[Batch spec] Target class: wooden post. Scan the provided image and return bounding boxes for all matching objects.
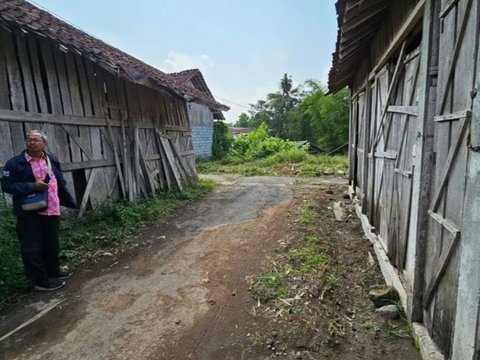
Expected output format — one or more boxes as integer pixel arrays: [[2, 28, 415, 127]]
[[405, 0, 439, 322], [361, 84, 372, 212], [452, 1, 480, 356]]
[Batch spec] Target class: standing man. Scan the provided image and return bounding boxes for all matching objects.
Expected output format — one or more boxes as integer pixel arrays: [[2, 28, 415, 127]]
[[1, 130, 77, 291]]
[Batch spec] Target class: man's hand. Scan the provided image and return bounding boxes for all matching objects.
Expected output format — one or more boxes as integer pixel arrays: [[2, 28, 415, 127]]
[[35, 181, 49, 191]]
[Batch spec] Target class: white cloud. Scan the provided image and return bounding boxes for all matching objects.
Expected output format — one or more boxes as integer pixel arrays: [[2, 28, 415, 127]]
[[319, 61, 332, 86], [162, 51, 214, 72]]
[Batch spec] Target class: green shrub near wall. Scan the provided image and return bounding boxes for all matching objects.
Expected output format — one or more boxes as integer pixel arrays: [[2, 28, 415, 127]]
[[212, 122, 232, 159]]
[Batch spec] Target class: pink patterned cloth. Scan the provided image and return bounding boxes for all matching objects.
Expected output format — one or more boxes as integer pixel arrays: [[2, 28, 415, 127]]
[[25, 152, 60, 216]]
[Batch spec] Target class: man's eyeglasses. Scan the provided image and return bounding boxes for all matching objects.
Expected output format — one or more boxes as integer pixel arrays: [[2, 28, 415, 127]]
[[26, 139, 44, 144]]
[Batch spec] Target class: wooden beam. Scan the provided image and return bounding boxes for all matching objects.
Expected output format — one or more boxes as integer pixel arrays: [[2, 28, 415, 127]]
[[61, 158, 116, 171], [430, 114, 471, 212], [374, 151, 398, 160], [370, 42, 407, 152], [438, 0, 474, 115], [78, 168, 98, 218], [428, 210, 461, 235], [387, 105, 418, 116], [60, 125, 94, 160], [424, 229, 461, 307], [439, 0, 459, 19], [370, 0, 425, 78], [159, 135, 183, 190], [434, 110, 470, 122], [0, 109, 174, 130], [394, 168, 413, 178]]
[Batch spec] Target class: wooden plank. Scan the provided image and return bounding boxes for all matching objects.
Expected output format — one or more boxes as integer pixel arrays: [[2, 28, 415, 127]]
[[2, 31, 25, 111], [26, 37, 48, 113], [0, 32, 14, 162], [437, 0, 474, 115], [440, 0, 459, 19], [369, 0, 425, 79], [103, 101, 126, 111], [406, 0, 440, 322], [2, 30, 26, 155], [65, 52, 84, 116], [428, 210, 461, 235], [424, 229, 461, 307], [53, 49, 73, 115], [138, 149, 154, 195], [63, 52, 83, 164], [78, 168, 98, 218], [386, 105, 418, 116], [60, 125, 93, 160], [74, 54, 93, 118], [159, 135, 182, 190], [96, 70, 126, 199], [15, 31, 38, 113], [451, 32, 480, 354], [38, 38, 63, 115], [394, 168, 412, 178], [430, 114, 471, 212], [168, 137, 189, 182], [434, 109, 470, 122], [370, 42, 407, 151], [374, 150, 397, 160], [84, 61, 103, 118], [0, 109, 120, 127], [62, 158, 116, 171], [0, 33, 10, 109]]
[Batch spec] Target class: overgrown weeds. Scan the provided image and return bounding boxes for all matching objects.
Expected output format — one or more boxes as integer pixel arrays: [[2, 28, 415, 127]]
[[197, 123, 348, 177], [197, 154, 347, 178], [249, 199, 336, 314], [0, 179, 215, 310]]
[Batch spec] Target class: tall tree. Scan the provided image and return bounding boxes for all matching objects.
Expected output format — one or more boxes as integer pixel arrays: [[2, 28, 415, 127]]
[[235, 112, 250, 127]]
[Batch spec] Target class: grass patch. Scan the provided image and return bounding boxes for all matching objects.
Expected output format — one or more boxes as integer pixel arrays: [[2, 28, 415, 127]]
[[0, 179, 215, 309], [251, 270, 290, 303], [298, 202, 318, 226], [250, 200, 335, 313]]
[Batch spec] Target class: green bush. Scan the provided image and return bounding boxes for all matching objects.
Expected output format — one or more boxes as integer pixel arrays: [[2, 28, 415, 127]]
[[212, 122, 232, 159], [229, 123, 298, 162]]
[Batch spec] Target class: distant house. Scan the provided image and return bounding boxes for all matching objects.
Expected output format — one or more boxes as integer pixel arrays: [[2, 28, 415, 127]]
[[169, 69, 229, 159], [229, 127, 252, 138], [293, 141, 322, 155]]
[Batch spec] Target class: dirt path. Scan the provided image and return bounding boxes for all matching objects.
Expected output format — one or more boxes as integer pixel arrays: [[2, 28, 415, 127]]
[[0, 176, 420, 360]]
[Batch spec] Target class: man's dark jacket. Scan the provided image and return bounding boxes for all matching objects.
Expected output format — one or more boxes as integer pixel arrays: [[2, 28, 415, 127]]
[[1, 151, 77, 216]]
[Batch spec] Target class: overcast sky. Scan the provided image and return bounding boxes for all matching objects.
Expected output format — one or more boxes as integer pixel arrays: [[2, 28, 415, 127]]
[[28, 0, 338, 123]]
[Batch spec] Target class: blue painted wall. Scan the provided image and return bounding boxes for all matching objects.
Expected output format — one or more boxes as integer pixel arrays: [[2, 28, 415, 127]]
[[188, 103, 214, 159], [191, 124, 213, 158]]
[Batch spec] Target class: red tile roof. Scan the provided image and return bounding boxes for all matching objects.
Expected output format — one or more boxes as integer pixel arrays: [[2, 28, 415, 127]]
[[0, 0, 228, 111], [168, 69, 229, 111]]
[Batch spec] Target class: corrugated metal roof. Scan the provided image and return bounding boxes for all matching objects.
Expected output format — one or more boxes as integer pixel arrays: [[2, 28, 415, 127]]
[[328, 0, 393, 92]]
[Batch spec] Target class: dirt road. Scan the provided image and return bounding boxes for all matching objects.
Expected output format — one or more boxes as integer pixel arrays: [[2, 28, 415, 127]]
[[0, 176, 420, 360]]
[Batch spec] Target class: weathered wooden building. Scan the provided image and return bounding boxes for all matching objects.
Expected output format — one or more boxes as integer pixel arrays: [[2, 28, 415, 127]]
[[169, 69, 229, 159], [329, 0, 480, 358], [0, 0, 225, 213]]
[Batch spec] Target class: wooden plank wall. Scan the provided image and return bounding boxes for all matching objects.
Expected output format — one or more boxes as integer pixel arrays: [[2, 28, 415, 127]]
[[422, 0, 478, 356], [347, 0, 479, 357], [0, 29, 196, 212]]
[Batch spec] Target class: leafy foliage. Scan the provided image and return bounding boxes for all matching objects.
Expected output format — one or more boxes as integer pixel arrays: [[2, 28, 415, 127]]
[[211, 121, 233, 159], [233, 75, 350, 153], [228, 123, 297, 162]]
